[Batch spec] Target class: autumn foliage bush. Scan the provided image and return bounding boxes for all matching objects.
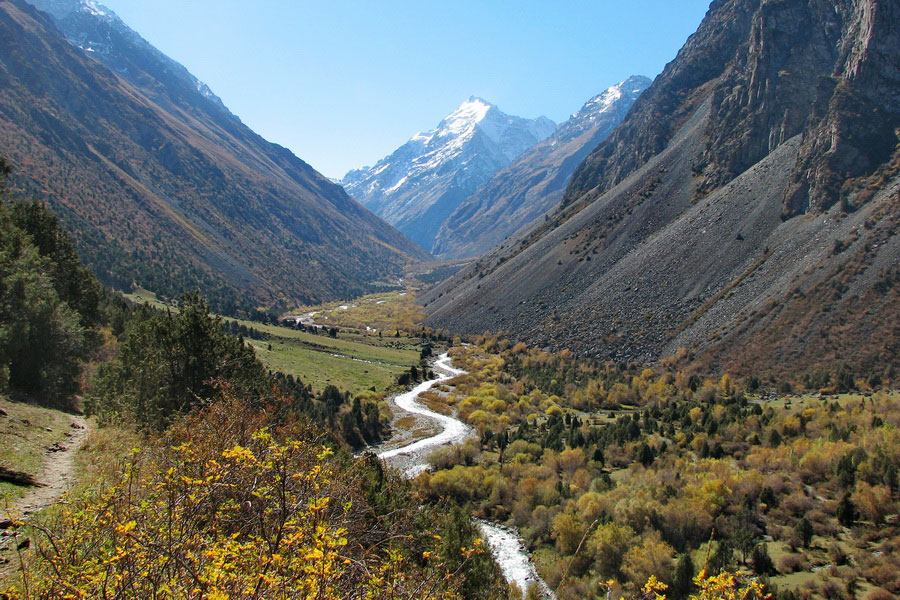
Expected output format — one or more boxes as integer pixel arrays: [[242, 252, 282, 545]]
[[422, 341, 900, 599], [3, 396, 502, 599]]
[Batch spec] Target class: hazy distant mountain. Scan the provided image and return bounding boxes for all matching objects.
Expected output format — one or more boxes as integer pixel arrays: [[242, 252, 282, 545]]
[[433, 76, 650, 259], [342, 98, 555, 251], [423, 0, 899, 378], [1, 0, 427, 311]]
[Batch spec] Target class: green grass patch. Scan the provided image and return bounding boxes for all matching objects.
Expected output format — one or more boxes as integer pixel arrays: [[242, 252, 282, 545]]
[[123, 290, 430, 396], [123, 288, 173, 312], [248, 337, 415, 395], [231, 318, 423, 364], [234, 318, 426, 395]]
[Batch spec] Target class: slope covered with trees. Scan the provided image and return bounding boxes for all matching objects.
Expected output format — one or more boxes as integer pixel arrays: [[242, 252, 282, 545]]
[[0, 158, 101, 401], [0, 0, 427, 315], [0, 162, 506, 599], [416, 339, 900, 600]]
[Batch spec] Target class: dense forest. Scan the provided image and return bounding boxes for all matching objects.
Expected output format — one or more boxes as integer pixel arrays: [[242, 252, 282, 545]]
[[417, 340, 899, 600]]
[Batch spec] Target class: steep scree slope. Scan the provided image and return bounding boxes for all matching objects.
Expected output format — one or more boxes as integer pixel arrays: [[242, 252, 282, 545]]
[[423, 0, 899, 377]]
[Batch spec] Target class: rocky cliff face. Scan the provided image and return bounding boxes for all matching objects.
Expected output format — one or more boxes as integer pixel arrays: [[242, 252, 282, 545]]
[[566, 0, 899, 216], [432, 76, 650, 259], [342, 98, 555, 252], [424, 0, 899, 378], [0, 0, 427, 310], [784, 0, 900, 214]]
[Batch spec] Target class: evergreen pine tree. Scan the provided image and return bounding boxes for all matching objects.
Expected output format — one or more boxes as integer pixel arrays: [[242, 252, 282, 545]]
[[671, 553, 695, 599]]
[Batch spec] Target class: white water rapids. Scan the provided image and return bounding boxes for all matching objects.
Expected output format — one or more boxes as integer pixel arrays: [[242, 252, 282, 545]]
[[375, 352, 555, 599], [376, 353, 472, 477]]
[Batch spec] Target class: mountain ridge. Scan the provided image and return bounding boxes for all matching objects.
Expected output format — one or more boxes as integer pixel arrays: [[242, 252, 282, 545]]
[[0, 0, 427, 312], [342, 98, 555, 252], [432, 76, 650, 259], [422, 0, 899, 378]]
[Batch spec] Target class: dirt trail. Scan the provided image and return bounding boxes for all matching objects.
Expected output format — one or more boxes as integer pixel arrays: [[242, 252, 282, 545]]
[[7, 415, 89, 516], [1, 415, 90, 577]]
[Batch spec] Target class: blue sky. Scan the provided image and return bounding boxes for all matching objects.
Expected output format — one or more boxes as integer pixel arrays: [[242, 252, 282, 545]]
[[100, 1, 712, 179]]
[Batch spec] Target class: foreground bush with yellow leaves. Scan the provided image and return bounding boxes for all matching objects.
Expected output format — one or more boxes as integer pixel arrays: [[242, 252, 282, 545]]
[[601, 571, 770, 600], [3, 395, 505, 599]]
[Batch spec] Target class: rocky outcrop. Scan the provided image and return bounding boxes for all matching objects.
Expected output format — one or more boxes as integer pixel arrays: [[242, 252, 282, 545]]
[[566, 0, 900, 216], [784, 0, 900, 214]]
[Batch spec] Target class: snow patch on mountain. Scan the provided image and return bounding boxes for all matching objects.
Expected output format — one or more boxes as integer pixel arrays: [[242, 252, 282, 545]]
[[25, 0, 228, 112], [342, 98, 555, 251]]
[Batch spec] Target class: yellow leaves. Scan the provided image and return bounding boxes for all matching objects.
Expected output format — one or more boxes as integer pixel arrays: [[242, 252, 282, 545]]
[[303, 548, 324, 561], [642, 575, 668, 600], [689, 569, 771, 600], [115, 520, 137, 534], [618, 570, 769, 600], [221, 444, 256, 462], [14, 425, 381, 599], [308, 496, 331, 512]]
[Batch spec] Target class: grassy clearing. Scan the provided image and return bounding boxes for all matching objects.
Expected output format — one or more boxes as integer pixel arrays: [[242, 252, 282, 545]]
[[124, 289, 431, 396], [233, 317, 426, 395], [0, 396, 80, 502], [289, 290, 426, 335], [233, 319, 422, 365], [123, 288, 173, 312], [249, 337, 413, 395]]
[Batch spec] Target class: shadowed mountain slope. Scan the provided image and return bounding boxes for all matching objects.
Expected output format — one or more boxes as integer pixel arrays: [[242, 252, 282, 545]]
[[0, 0, 427, 311]]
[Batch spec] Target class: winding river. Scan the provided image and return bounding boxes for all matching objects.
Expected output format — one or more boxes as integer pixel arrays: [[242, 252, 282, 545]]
[[375, 353, 556, 600]]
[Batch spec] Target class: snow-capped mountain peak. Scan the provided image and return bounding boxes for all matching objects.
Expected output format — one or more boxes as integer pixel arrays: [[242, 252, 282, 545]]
[[432, 76, 651, 259], [343, 99, 555, 252], [435, 97, 492, 135], [28, 0, 114, 22], [560, 75, 651, 139]]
